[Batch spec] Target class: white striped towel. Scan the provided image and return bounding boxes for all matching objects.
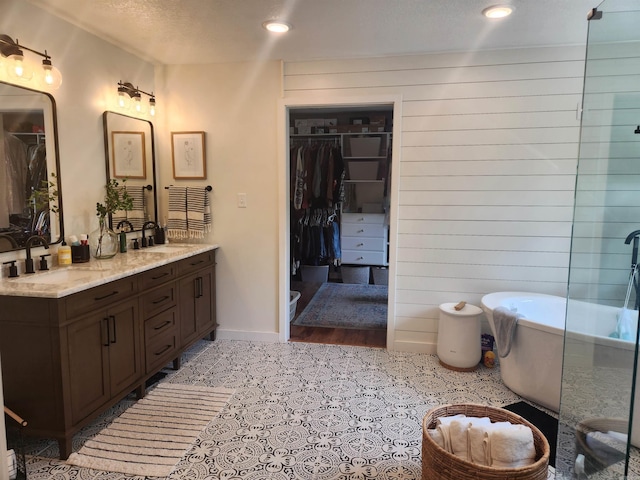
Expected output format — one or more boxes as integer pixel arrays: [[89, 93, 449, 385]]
[[112, 185, 147, 231], [167, 186, 188, 239], [186, 186, 212, 238]]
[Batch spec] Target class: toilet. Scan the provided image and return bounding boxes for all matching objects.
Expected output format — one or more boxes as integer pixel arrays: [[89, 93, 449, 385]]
[[437, 302, 483, 371]]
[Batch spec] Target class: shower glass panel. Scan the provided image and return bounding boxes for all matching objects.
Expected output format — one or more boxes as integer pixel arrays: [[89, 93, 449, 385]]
[[557, 1, 640, 478]]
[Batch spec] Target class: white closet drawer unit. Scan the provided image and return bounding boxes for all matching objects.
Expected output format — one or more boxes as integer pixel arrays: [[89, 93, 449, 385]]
[[341, 236, 386, 251], [341, 212, 388, 266]]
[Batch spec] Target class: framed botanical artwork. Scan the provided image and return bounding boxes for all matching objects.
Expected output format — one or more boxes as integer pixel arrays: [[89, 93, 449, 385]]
[[111, 131, 146, 178], [171, 131, 206, 179]]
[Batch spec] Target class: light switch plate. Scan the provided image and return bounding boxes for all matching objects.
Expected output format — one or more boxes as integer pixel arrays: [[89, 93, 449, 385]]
[[237, 193, 247, 208]]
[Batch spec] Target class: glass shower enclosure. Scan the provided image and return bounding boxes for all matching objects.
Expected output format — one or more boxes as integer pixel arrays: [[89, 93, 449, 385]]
[[557, 1, 640, 478]]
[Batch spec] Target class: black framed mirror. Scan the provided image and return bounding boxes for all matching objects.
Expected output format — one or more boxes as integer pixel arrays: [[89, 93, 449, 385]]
[[102, 111, 157, 231], [0, 81, 63, 252]]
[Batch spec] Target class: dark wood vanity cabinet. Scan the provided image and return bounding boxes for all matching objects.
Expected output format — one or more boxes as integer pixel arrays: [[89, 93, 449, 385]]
[[67, 297, 142, 424], [178, 250, 217, 345], [0, 249, 217, 459]]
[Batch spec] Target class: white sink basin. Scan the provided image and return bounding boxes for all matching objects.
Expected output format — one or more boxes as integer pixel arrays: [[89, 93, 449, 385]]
[[11, 268, 101, 285]]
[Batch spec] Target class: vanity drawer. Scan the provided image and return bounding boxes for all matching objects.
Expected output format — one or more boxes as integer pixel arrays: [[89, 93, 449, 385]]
[[140, 264, 176, 290], [141, 284, 176, 318], [145, 307, 178, 343], [66, 277, 138, 318], [145, 308, 178, 372], [178, 251, 215, 276]]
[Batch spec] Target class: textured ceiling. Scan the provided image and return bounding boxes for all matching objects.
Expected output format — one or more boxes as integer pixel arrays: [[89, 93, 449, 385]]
[[25, 0, 601, 65]]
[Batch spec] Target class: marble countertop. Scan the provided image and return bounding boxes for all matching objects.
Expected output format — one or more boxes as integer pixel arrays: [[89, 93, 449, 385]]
[[0, 243, 219, 299]]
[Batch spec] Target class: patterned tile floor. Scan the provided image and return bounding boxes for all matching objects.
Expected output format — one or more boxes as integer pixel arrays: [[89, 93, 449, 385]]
[[16, 339, 562, 479]]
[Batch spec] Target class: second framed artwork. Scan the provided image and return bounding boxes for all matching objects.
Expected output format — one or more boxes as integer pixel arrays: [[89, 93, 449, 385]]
[[171, 131, 206, 179], [112, 131, 146, 178]]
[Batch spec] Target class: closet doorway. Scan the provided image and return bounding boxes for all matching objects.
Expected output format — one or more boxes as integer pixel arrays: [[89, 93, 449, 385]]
[[285, 103, 394, 348]]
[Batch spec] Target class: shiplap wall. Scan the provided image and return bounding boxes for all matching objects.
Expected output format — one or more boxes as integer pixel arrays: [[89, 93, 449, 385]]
[[284, 46, 585, 352], [570, 41, 640, 306]]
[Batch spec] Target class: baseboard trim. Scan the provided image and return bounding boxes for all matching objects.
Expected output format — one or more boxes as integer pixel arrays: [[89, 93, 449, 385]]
[[216, 329, 280, 343], [392, 340, 437, 354]]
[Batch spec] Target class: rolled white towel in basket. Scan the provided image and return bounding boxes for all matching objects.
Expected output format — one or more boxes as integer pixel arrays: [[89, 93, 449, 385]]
[[450, 417, 491, 460], [487, 424, 536, 468], [435, 414, 466, 453], [427, 428, 445, 449], [469, 421, 511, 466], [7, 448, 17, 480]]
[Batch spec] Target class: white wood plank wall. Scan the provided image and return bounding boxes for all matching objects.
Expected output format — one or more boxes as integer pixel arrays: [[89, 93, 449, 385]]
[[284, 46, 585, 351], [571, 41, 640, 306]]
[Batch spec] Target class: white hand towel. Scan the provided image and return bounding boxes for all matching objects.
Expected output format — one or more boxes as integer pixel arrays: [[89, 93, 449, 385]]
[[469, 421, 511, 466], [436, 414, 466, 425], [437, 424, 452, 453], [489, 424, 536, 468], [435, 414, 466, 453], [450, 417, 491, 460], [450, 419, 470, 460], [427, 428, 445, 449]]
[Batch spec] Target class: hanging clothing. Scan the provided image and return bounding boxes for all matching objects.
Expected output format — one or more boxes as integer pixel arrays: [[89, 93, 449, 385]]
[[290, 140, 345, 270], [3, 132, 29, 216]]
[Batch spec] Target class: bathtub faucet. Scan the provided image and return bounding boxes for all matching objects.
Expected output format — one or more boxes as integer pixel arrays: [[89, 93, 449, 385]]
[[624, 229, 640, 272]]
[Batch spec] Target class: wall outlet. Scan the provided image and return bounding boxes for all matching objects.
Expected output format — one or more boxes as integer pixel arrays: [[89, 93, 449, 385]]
[[237, 193, 247, 208]]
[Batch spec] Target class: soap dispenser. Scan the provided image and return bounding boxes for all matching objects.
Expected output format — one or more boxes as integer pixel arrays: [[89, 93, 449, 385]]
[[58, 240, 72, 265], [119, 230, 127, 253]]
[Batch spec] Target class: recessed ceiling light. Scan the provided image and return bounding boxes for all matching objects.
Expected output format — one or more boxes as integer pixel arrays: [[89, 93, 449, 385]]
[[263, 21, 292, 33], [482, 5, 514, 19]]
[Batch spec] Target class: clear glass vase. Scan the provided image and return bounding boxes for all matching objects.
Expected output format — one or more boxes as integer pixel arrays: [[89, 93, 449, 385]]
[[90, 218, 119, 259]]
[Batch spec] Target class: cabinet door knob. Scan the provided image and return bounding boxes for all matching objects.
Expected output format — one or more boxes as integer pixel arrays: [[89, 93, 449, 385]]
[[357, 229, 364, 233], [357, 243, 364, 247], [357, 257, 364, 260]]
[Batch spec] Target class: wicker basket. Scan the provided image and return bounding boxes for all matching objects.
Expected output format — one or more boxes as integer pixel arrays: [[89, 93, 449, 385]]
[[575, 417, 627, 473], [422, 404, 550, 480]]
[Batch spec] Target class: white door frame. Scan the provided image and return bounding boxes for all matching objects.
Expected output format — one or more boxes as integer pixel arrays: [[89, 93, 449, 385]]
[[277, 94, 403, 348]]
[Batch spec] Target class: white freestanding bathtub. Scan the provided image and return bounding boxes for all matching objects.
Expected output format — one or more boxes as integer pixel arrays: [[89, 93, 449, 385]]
[[481, 291, 640, 447]]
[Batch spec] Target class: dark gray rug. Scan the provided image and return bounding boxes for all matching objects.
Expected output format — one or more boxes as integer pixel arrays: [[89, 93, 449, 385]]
[[293, 282, 388, 330]]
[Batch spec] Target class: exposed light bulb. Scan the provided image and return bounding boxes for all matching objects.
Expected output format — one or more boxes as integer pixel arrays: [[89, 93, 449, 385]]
[[8, 53, 32, 81], [149, 97, 156, 116], [133, 93, 146, 114], [117, 88, 130, 109], [41, 58, 62, 89]]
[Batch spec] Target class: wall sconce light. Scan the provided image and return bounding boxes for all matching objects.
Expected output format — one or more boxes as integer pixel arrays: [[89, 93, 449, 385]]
[[117, 81, 156, 116], [0, 34, 62, 89]]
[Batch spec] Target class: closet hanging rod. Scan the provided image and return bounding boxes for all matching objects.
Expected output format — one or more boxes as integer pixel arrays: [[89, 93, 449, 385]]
[[165, 185, 212, 191]]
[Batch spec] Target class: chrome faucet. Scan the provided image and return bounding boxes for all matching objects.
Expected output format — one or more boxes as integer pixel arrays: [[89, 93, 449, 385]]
[[141, 221, 157, 247], [25, 235, 49, 274]]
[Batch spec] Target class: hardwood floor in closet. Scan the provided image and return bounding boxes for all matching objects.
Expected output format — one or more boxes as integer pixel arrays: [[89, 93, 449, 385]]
[[289, 324, 386, 348], [290, 280, 387, 348]]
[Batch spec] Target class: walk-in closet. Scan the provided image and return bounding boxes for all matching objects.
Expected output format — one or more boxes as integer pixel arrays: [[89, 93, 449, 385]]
[[1, 109, 49, 251], [288, 105, 392, 347]]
